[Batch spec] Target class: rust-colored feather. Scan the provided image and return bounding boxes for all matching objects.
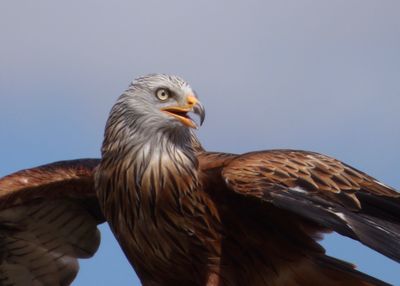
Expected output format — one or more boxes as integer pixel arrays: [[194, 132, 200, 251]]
[[222, 150, 400, 264]]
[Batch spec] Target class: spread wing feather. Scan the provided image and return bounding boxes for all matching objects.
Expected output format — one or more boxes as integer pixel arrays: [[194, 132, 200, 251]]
[[0, 159, 104, 286], [221, 150, 400, 262]]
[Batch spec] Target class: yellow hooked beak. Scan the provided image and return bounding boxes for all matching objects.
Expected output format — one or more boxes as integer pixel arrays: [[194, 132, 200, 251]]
[[161, 95, 205, 129]]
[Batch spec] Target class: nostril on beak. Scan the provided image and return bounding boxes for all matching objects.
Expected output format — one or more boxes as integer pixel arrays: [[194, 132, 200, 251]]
[[187, 95, 197, 106]]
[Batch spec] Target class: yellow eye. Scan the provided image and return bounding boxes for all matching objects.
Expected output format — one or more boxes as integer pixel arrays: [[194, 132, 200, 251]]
[[156, 88, 170, 101]]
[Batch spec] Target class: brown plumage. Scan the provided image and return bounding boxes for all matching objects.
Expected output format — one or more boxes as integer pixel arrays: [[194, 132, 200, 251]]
[[0, 159, 104, 285], [1, 74, 399, 285]]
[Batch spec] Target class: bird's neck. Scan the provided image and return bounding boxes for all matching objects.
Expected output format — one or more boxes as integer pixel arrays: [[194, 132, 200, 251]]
[[100, 119, 202, 210], [128, 129, 200, 195]]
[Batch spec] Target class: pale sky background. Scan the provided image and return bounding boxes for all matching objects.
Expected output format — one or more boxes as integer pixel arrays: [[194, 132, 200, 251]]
[[1, 0, 399, 285]]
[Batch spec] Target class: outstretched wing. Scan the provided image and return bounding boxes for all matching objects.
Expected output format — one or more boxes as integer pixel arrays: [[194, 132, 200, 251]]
[[0, 159, 104, 286], [221, 149, 400, 262]]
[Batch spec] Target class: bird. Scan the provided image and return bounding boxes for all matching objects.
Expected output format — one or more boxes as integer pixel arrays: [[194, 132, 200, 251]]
[[0, 73, 399, 286]]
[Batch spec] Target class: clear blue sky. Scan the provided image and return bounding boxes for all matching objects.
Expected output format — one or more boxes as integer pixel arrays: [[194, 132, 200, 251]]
[[1, 0, 399, 285]]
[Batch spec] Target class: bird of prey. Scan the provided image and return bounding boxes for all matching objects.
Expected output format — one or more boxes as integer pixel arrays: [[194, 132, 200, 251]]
[[0, 74, 399, 286]]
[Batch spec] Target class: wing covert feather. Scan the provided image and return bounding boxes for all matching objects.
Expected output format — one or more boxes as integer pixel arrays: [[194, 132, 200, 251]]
[[221, 150, 400, 262]]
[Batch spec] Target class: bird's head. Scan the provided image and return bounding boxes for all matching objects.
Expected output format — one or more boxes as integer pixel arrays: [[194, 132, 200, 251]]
[[103, 74, 205, 153], [121, 74, 204, 130]]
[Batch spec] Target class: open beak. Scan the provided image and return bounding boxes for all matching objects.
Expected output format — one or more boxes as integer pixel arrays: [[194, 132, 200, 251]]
[[161, 95, 205, 129]]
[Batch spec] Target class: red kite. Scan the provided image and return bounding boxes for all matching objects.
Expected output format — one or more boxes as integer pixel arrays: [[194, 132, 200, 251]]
[[0, 74, 399, 285]]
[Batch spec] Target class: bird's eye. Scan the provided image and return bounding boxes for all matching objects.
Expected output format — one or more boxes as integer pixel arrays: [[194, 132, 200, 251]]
[[156, 89, 170, 101]]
